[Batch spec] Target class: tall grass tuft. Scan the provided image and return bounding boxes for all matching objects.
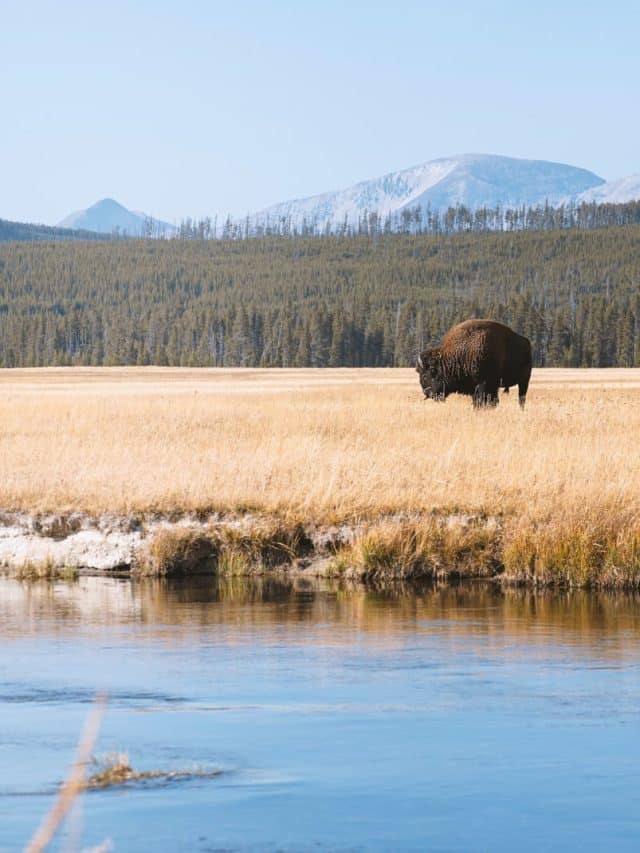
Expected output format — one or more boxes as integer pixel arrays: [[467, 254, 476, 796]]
[[217, 521, 313, 570], [502, 511, 640, 588], [334, 518, 501, 580], [135, 528, 218, 576]]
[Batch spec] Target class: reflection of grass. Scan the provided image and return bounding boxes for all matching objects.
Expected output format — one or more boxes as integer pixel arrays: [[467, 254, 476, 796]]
[[87, 752, 222, 790], [14, 558, 79, 582]]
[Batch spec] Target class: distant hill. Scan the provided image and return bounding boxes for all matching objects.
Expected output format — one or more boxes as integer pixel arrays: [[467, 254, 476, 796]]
[[0, 218, 108, 243], [58, 198, 175, 237], [576, 174, 640, 205], [252, 153, 607, 228]]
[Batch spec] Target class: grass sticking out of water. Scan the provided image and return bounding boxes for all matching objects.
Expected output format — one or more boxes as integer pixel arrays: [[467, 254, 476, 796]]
[[13, 558, 79, 582], [87, 753, 223, 790]]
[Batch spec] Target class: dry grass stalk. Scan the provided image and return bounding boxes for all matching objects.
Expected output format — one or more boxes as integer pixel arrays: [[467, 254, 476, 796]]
[[25, 693, 107, 853]]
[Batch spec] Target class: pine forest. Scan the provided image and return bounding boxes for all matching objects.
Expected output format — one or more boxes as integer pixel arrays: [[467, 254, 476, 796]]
[[1, 203, 640, 369]]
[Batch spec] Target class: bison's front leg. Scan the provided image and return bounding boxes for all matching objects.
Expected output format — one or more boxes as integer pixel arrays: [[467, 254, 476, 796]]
[[473, 380, 499, 408]]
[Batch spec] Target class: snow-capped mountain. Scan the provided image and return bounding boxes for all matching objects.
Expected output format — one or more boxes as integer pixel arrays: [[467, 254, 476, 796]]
[[576, 174, 640, 205], [53, 156, 640, 240], [58, 198, 175, 236], [252, 154, 606, 228]]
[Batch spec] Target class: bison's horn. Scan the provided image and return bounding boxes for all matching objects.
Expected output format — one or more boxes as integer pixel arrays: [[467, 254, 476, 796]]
[[417, 355, 423, 369]]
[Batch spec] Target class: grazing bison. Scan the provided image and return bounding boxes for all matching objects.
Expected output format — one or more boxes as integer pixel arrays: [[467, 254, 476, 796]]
[[416, 319, 532, 408]]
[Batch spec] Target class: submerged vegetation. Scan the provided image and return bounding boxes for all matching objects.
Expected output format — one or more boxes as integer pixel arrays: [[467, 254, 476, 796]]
[[87, 753, 222, 790]]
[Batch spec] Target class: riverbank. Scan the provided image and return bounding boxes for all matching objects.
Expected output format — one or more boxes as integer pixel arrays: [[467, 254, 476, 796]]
[[1, 367, 640, 588], [1, 509, 639, 589]]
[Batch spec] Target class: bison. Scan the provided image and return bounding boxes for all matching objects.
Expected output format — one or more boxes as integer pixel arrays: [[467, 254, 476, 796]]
[[416, 319, 532, 408]]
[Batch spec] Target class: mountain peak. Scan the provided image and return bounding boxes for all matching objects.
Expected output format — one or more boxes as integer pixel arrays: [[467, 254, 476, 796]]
[[90, 197, 128, 210], [58, 198, 174, 236]]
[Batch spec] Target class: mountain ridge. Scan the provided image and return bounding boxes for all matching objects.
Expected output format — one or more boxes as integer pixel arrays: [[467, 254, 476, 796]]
[[42, 155, 640, 238], [252, 154, 608, 228]]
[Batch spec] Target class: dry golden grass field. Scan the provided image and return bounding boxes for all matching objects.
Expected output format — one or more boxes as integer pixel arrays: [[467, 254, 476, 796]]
[[1, 367, 640, 585], [1, 365, 639, 517]]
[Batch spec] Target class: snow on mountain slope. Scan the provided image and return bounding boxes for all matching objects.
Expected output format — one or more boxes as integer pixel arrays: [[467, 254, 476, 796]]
[[255, 158, 459, 226], [58, 198, 175, 236], [253, 154, 605, 227], [576, 174, 640, 204]]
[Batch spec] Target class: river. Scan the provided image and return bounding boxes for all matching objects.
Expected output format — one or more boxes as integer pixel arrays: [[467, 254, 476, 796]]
[[1, 576, 639, 851]]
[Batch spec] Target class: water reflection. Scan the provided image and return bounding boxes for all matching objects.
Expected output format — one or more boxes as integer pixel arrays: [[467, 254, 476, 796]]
[[2, 575, 639, 660], [2, 576, 640, 852]]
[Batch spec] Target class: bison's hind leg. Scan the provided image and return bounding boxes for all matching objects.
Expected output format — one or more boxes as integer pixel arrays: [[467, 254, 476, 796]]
[[518, 370, 531, 409]]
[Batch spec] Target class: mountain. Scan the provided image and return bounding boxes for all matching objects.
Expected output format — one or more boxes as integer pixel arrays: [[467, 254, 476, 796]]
[[576, 174, 640, 205], [252, 154, 606, 228], [58, 198, 175, 236]]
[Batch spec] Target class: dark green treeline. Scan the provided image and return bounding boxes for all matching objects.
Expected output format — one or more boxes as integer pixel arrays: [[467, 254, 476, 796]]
[[1, 225, 639, 368]]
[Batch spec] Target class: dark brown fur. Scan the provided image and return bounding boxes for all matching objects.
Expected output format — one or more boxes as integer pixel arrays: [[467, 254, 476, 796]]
[[416, 319, 532, 408]]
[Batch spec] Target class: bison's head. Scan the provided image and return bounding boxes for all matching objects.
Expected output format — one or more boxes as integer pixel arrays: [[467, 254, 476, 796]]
[[416, 349, 446, 400]]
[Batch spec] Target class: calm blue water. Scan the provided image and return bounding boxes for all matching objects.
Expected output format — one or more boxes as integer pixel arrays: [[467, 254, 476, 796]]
[[1, 576, 639, 852]]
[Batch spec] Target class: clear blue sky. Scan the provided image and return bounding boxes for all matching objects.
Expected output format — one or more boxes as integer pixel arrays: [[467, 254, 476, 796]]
[[2, 0, 639, 225]]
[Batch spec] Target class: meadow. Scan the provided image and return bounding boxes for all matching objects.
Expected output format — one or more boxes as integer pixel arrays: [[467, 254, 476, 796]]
[[1, 366, 640, 586]]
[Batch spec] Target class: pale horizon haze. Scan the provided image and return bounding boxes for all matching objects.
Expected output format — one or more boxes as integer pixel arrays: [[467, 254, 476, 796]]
[[2, 0, 639, 225]]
